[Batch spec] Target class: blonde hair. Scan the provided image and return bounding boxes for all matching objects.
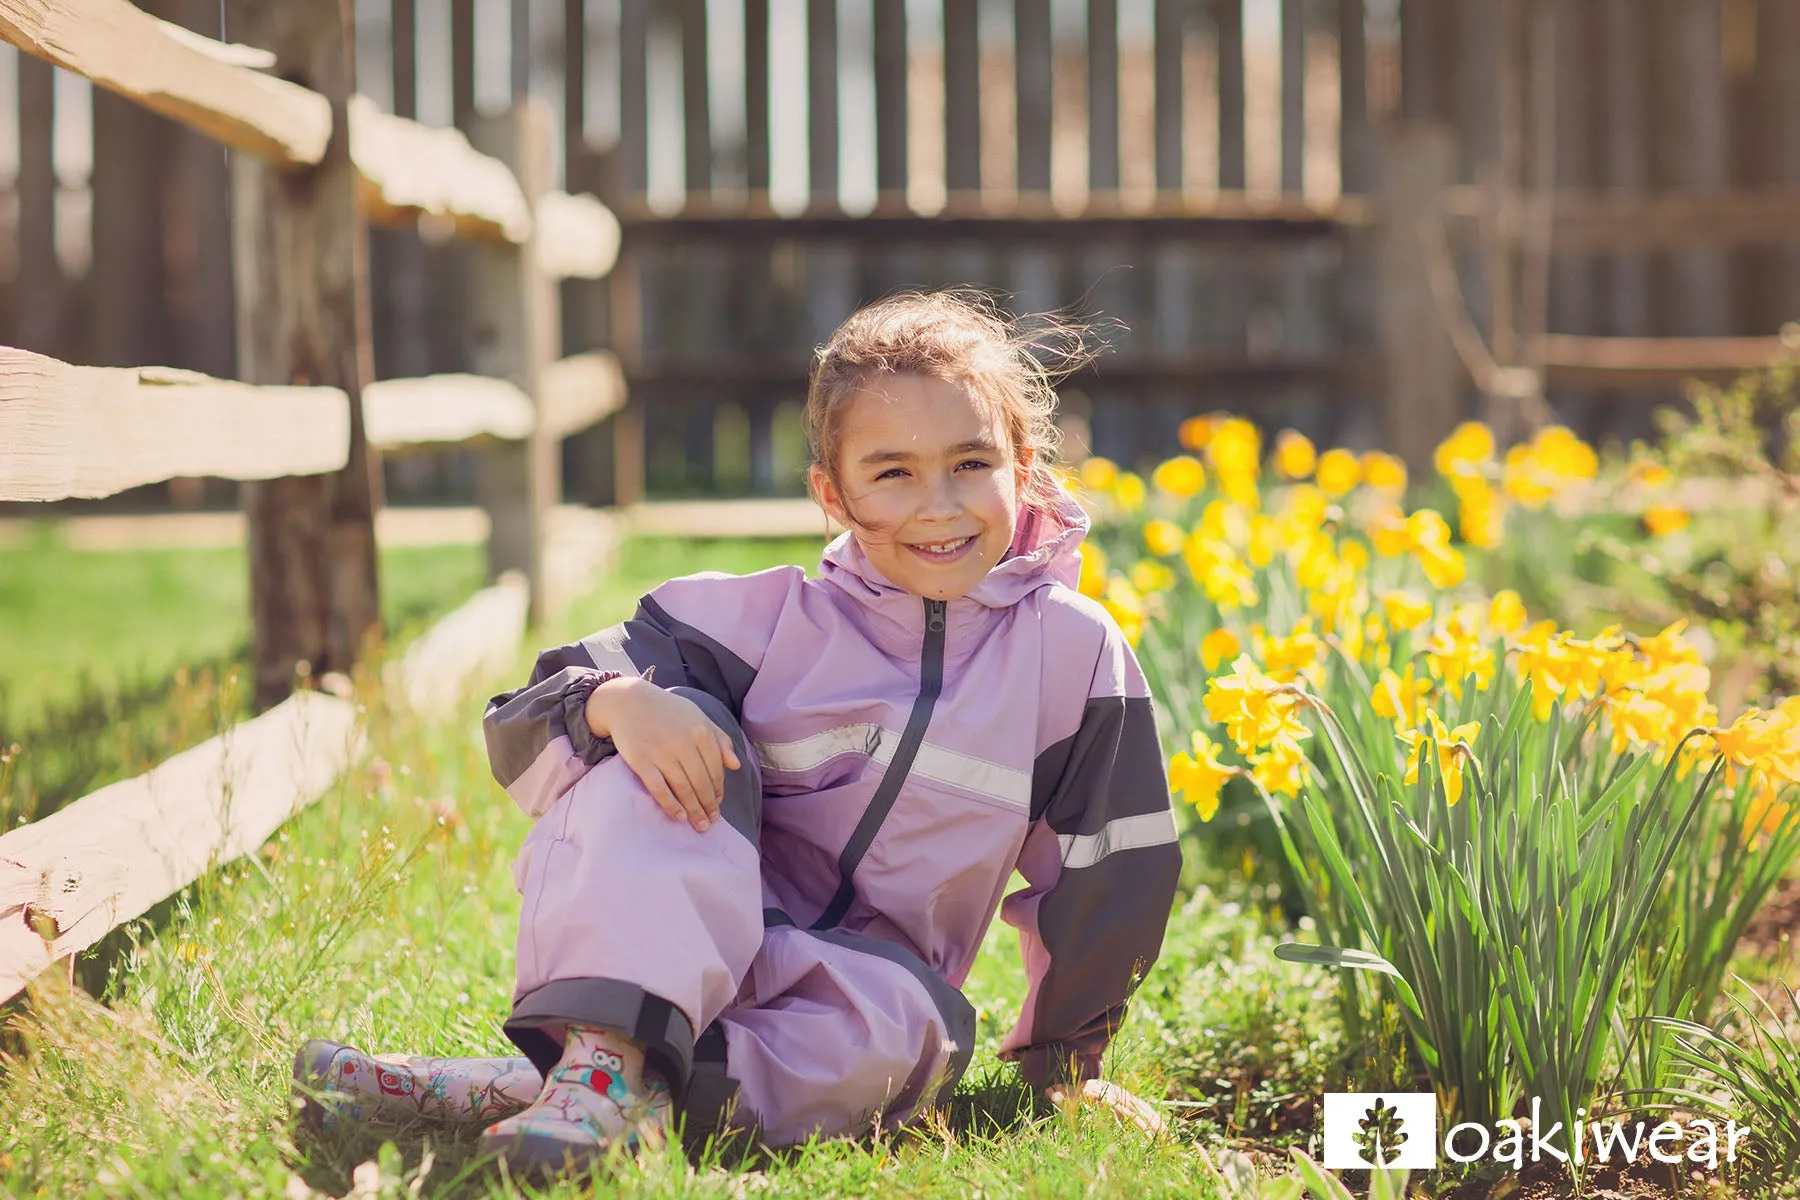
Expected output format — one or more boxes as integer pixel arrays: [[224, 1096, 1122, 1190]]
[[804, 290, 1102, 525]]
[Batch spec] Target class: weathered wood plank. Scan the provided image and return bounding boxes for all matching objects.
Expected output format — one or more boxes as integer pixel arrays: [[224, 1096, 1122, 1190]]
[[809, 0, 839, 206], [1376, 125, 1460, 474], [745, 0, 771, 198], [0, 348, 349, 501], [15, 47, 58, 356], [0, 0, 534, 242], [1280, 0, 1303, 194], [1339, 0, 1370, 193], [1539, 333, 1788, 379], [362, 374, 535, 449], [0, 691, 359, 1003]]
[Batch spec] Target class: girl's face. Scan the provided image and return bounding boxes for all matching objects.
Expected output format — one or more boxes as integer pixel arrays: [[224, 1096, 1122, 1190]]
[[809, 373, 1029, 602]]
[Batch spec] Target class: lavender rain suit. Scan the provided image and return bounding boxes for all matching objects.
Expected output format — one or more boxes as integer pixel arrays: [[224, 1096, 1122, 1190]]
[[482, 495, 1182, 1146]]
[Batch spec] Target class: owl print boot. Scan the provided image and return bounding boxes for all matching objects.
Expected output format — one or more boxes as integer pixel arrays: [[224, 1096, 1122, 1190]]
[[477, 1026, 673, 1176], [292, 1040, 543, 1130]]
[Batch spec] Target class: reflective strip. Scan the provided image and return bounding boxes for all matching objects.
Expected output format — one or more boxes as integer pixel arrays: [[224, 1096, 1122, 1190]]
[[578, 625, 644, 676], [754, 723, 1032, 810], [1056, 810, 1179, 869]]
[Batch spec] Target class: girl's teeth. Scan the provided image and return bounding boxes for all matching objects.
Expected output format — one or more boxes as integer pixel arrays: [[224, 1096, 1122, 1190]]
[[921, 538, 968, 553]]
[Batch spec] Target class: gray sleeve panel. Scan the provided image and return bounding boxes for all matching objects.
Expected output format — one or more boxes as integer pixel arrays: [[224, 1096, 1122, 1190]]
[[482, 592, 761, 791], [1035, 696, 1173, 835], [1009, 693, 1182, 1088], [482, 644, 604, 789]]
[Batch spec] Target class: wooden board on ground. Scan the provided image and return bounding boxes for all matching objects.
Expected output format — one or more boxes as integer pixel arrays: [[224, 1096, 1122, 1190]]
[[0, 691, 359, 1003], [388, 571, 530, 718], [0, 347, 349, 502], [540, 504, 629, 621], [363, 374, 535, 450]]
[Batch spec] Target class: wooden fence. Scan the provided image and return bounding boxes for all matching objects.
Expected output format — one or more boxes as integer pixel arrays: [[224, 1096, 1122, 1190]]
[[0, 0, 625, 1002]]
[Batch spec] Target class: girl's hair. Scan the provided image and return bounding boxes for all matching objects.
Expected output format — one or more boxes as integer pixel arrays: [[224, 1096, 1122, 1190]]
[[804, 290, 1103, 526]]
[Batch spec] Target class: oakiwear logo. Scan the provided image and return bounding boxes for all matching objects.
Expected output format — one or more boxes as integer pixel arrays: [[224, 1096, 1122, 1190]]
[[1322, 1093, 1750, 1170]]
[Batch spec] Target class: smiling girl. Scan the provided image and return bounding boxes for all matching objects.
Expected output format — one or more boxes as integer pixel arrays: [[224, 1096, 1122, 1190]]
[[296, 291, 1183, 1172]]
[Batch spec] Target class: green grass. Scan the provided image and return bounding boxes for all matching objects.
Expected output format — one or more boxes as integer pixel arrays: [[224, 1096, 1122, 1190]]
[[0, 528, 489, 829], [0, 532, 1328, 1199]]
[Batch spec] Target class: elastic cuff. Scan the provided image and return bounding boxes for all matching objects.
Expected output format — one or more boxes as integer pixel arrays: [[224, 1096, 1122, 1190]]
[[505, 977, 698, 1096], [1011, 1044, 1104, 1089], [560, 670, 624, 764]]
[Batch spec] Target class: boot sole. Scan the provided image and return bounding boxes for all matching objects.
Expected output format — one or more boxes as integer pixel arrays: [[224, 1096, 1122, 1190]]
[[292, 1039, 348, 1131]]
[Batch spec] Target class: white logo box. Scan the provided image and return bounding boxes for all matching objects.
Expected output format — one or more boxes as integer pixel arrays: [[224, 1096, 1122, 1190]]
[[1322, 1092, 1439, 1169]]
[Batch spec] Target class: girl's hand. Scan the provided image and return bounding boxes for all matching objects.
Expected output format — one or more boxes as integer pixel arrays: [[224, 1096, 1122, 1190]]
[[1044, 1080, 1168, 1138], [585, 676, 741, 832]]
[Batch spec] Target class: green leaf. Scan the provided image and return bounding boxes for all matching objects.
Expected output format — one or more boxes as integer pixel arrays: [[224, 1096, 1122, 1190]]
[[1288, 1150, 1357, 1200]]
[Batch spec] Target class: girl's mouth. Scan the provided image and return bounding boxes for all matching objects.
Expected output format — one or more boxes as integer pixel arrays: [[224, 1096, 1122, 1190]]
[[907, 536, 976, 564]]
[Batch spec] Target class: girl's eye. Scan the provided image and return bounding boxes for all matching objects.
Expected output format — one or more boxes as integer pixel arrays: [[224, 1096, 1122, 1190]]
[[876, 468, 907, 480], [958, 459, 991, 471]]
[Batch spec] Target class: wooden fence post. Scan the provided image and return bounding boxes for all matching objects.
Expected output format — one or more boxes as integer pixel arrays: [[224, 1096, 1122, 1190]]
[[230, 0, 381, 711], [467, 100, 558, 626], [1375, 123, 1461, 476]]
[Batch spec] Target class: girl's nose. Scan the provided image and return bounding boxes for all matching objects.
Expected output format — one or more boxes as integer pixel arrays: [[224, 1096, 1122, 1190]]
[[918, 471, 962, 516]]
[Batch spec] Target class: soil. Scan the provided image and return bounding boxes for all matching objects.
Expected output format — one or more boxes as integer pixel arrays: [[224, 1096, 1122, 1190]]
[[1739, 871, 1800, 992], [1438, 1158, 1724, 1200]]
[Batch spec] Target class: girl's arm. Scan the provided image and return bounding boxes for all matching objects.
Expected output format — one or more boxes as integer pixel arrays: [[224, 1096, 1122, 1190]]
[[482, 576, 782, 818], [997, 619, 1183, 1088]]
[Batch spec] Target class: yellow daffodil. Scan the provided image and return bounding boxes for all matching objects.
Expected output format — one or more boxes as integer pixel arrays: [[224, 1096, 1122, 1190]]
[[1251, 732, 1312, 798], [1077, 543, 1108, 599], [1113, 472, 1147, 512], [1487, 589, 1527, 635], [1360, 451, 1407, 496], [1205, 655, 1306, 754], [1316, 448, 1361, 497], [1455, 477, 1506, 549], [1178, 414, 1217, 452], [1101, 576, 1146, 646], [1200, 627, 1242, 673], [1629, 460, 1672, 488], [1080, 455, 1120, 492], [1143, 517, 1186, 558], [1644, 504, 1691, 536], [1398, 711, 1481, 807], [1379, 590, 1433, 634], [1425, 624, 1497, 702], [1169, 731, 1237, 820], [1372, 664, 1431, 731], [1152, 455, 1207, 498], [1129, 559, 1176, 595], [1274, 430, 1318, 480], [1259, 619, 1325, 684], [1434, 421, 1495, 482]]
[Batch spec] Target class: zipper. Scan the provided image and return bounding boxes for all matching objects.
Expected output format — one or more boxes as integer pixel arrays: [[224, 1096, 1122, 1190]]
[[810, 597, 948, 930]]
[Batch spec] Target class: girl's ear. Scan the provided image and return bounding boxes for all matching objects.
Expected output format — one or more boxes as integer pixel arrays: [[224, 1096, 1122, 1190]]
[[808, 464, 848, 527]]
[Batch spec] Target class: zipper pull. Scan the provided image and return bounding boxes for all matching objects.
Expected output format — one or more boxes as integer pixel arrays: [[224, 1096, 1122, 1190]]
[[925, 598, 946, 633]]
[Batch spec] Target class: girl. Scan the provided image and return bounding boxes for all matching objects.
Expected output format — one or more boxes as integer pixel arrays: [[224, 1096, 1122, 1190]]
[[296, 291, 1183, 1172]]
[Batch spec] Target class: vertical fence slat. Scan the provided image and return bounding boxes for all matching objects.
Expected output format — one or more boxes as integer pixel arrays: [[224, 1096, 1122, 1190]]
[[944, 0, 981, 196], [746, 0, 771, 197], [1088, 0, 1119, 194], [90, 46, 167, 369], [1280, 0, 1304, 195], [1763, 0, 1800, 328], [1153, 0, 1183, 193], [1215, 0, 1245, 190], [16, 53, 58, 356], [620, 0, 651, 195], [1597, 0, 1649, 340], [1660, 0, 1731, 336], [170, 0, 234, 381], [1398, 0, 1443, 123], [681, 0, 712, 197], [808, 0, 839, 208], [1016, 0, 1053, 196], [511, 0, 531, 100], [452, 0, 476, 131], [393, 0, 418, 119], [562, 0, 583, 170], [1339, 0, 1370, 193], [612, 0, 652, 502], [1549, 0, 1596, 341], [874, 0, 908, 204]]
